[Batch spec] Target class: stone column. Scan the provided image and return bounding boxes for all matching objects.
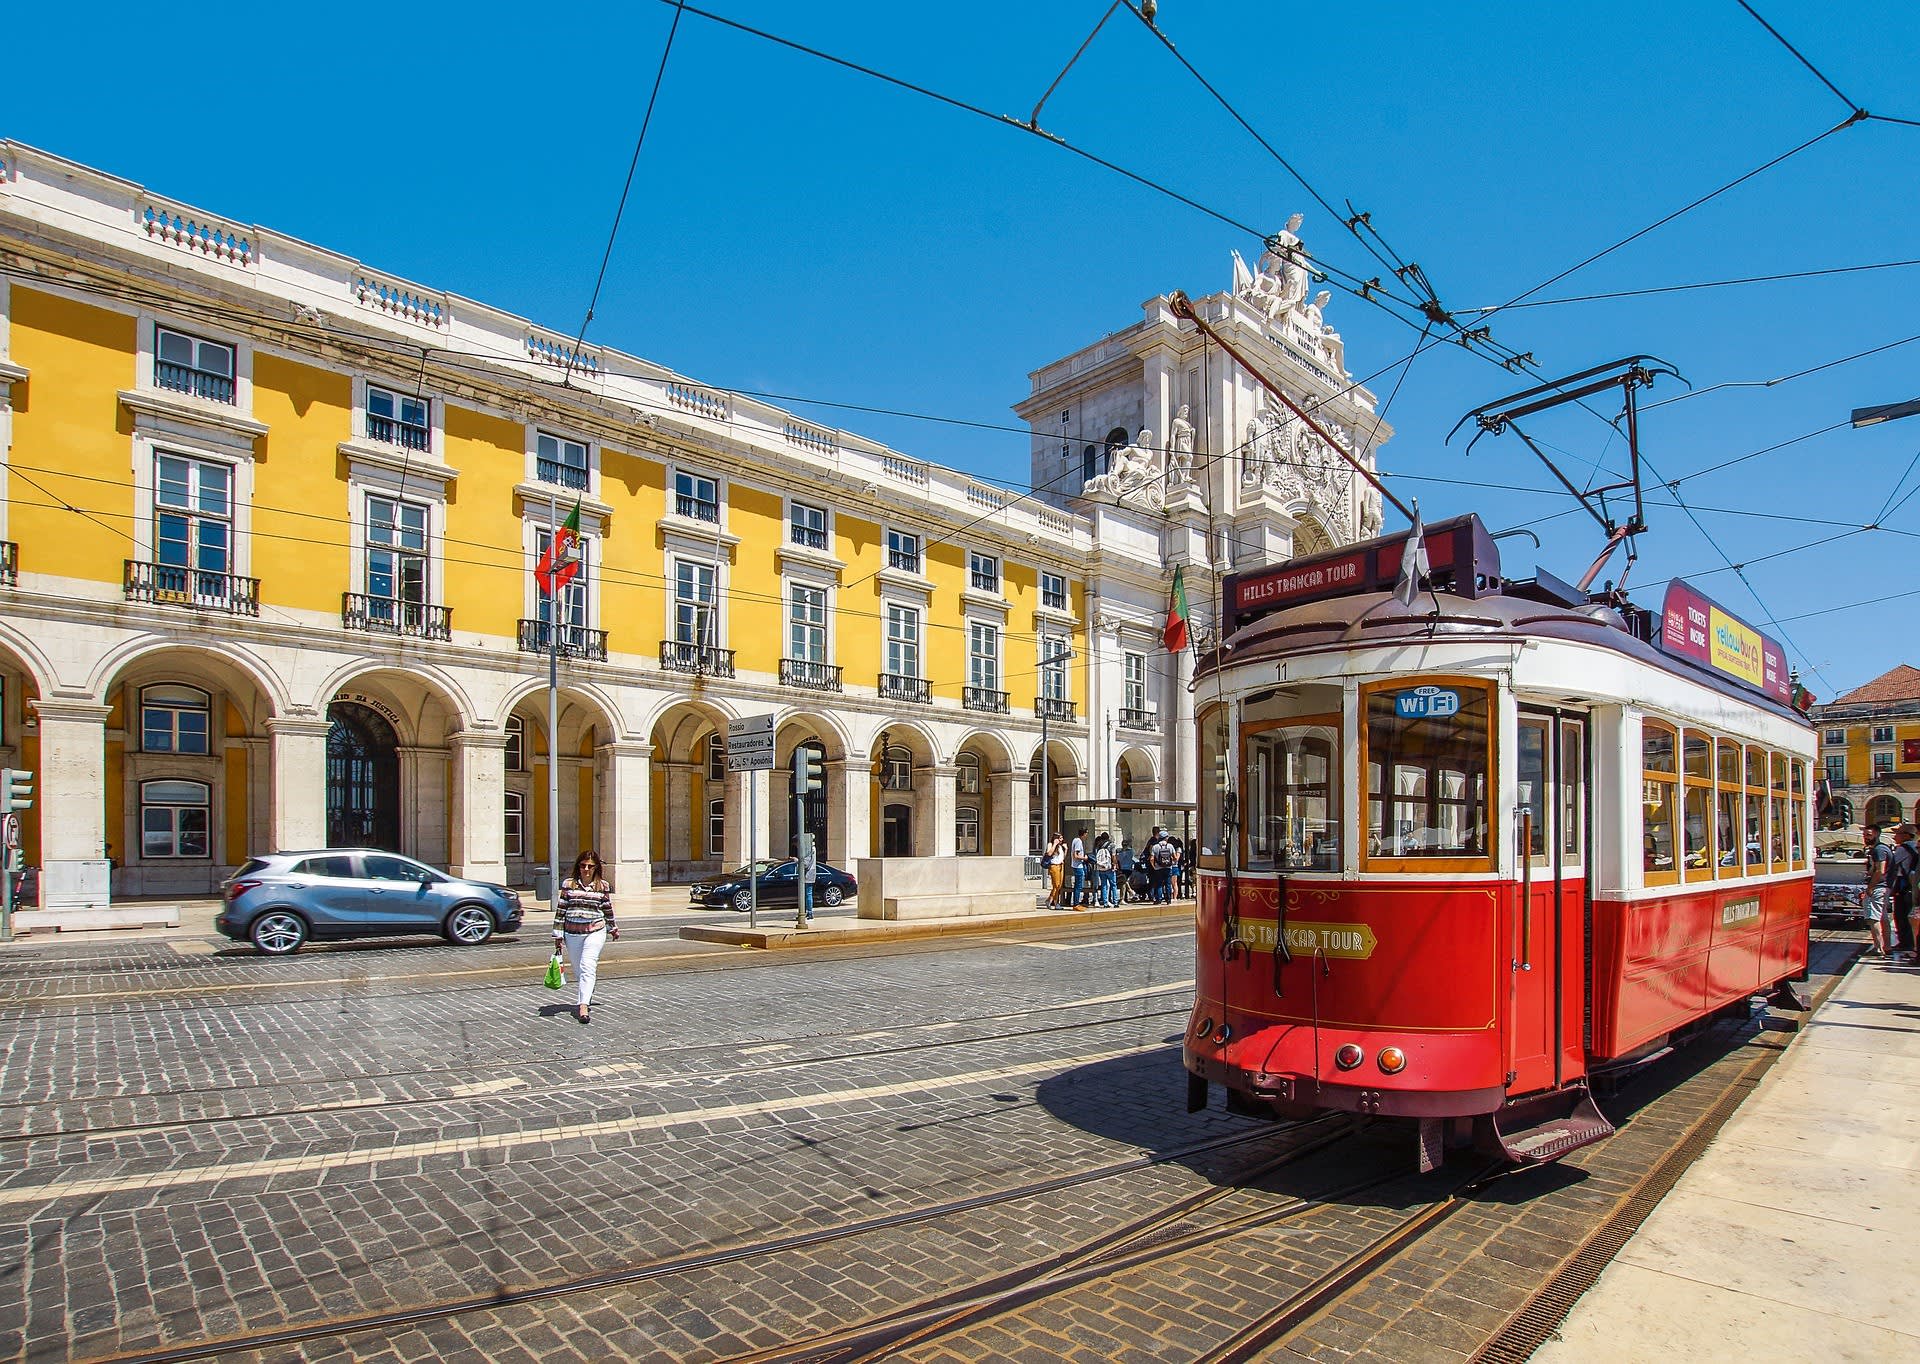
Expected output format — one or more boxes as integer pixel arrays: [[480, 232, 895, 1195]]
[[397, 745, 450, 865], [242, 735, 270, 863], [990, 769, 1028, 859], [448, 731, 509, 884], [29, 698, 112, 912], [928, 763, 959, 858], [826, 758, 869, 867], [657, 759, 696, 878], [725, 767, 771, 868], [597, 740, 652, 898], [267, 715, 331, 854]]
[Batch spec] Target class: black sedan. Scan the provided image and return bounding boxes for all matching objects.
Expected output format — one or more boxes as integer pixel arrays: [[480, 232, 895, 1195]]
[[689, 858, 857, 911]]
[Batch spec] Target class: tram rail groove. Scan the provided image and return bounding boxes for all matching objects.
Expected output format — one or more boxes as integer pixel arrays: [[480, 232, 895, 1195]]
[[74, 1118, 1338, 1364], [1464, 943, 1864, 1364]]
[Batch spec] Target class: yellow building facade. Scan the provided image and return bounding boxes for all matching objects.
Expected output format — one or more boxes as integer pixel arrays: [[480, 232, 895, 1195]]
[[0, 144, 1382, 923]]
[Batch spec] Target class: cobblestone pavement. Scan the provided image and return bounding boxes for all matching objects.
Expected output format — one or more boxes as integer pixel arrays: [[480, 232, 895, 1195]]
[[0, 922, 1865, 1363]]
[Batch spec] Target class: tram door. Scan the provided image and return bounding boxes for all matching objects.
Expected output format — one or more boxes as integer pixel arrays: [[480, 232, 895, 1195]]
[[1512, 711, 1586, 1095]]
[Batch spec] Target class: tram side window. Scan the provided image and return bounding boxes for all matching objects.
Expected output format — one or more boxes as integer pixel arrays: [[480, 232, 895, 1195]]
[[1681, 730, 1714, 882], [1364, 680, 1491, 866], [1197, 704, 1227, 864], [1641, 722, 1678, 884], [1716, 739, 1743, 879], [1744, 746, 1767, 872], [1517, 720, 1548, 858], [1790, 761, 1808, 866], [1246, 723, 1342, 871]]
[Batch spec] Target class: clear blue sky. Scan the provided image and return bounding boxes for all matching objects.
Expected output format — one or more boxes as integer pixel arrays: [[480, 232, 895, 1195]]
[[6, 1, 1918, 699]]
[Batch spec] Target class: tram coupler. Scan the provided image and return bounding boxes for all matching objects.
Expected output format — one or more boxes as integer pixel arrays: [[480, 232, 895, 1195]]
[[1187, 1073, 1208, 1113]]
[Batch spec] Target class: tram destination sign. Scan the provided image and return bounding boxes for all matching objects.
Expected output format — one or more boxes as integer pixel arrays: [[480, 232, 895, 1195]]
[[1656, 582, 1790, 703], [1221, 514, 1501, 633]]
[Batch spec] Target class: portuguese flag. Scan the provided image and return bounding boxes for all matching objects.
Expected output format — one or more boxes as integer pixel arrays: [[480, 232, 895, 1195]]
[[1163, 564, 1191, 653], [535, 500, 583, 596]]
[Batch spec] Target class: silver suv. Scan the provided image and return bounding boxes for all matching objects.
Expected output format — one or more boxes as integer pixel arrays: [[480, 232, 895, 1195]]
[[217, 850, 523, 955]]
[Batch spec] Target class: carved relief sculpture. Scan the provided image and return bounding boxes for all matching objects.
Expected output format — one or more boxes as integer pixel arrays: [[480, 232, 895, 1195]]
[[1083, 428, 1163, 509], [1167, 405, 1196, 487]]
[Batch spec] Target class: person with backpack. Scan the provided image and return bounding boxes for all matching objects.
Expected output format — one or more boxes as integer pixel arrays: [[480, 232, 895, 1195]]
[[1092, 832, 1117, 906], [1862, 823, 1893, 957], [1889, 823, 1918, 958], [1148, 828, 1176, 903], [1117, 838, 1137, 902]]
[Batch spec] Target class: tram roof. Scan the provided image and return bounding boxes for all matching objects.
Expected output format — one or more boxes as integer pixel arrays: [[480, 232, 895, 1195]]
[[1211, 516, 1811, 727]]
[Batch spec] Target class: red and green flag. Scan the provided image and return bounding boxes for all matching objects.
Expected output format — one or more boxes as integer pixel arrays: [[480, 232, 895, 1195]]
[[535, 501, 583, 596], [1163, 564, 1191, 653]]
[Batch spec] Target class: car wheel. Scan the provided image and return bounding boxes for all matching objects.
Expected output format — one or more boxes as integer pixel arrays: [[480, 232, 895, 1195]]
[[732, 888, 752, 912], [250, 910, 308, 956], [820, 883, 844, 907], [444, 903, 496, 946]]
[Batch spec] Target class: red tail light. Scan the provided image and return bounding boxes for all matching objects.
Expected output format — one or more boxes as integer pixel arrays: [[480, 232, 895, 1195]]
[[227, 879, 261, 901]]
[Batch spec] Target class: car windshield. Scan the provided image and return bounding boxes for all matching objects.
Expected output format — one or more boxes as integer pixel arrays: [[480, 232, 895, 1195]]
[[730, 860, 784, 878]]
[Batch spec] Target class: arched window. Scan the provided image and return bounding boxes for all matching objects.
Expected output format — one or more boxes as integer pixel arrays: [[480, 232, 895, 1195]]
[[1081, 444, 1098, 483], [1866, 793, 1902, 827], [957, 806, 980, 854], [708, 799, 725, 860], [1116, 760, 1135, 801], [142, 683, 211, 754], [881, 744, 912, 791], [504, 715, 525, 772], [141, 779, 210, 859], [503, 790, 524, 858], [956, 752, 981, 795]]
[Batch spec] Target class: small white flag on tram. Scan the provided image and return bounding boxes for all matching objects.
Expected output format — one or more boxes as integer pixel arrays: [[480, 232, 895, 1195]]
[[1394, 504, 1428, 607]]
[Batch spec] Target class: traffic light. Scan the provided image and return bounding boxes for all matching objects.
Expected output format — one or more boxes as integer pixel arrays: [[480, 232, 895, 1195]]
[[0, 768, 30, 813], [795, 749, 826, 797]]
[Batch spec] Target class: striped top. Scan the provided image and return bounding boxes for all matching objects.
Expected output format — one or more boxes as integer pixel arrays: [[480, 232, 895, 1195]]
[[553, 878, 615, 933]]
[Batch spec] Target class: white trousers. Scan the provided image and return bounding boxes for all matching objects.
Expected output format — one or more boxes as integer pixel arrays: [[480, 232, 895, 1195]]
[[560, 927, 607, 1007]]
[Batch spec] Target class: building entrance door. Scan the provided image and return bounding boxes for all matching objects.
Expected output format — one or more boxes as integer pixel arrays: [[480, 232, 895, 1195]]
[[326, 701, 400, 851], [881, 804, 912, 858]]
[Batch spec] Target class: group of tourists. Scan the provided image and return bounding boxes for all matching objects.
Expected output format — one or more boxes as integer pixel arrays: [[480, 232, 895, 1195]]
[[1043, 825, 1190, 908], [1861, 822, 1920, 961]]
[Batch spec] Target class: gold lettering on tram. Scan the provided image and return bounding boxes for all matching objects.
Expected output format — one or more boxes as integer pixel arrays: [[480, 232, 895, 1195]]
[[1238, 919, 1379, 959], [1720, 896, 1761, 927]]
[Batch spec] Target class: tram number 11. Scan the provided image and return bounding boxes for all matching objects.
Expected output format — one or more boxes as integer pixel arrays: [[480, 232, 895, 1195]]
[[1392, 686, 1460, 720]]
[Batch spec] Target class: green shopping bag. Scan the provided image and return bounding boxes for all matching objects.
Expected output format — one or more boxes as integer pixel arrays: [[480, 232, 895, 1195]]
[[544, 953, 566, 990]]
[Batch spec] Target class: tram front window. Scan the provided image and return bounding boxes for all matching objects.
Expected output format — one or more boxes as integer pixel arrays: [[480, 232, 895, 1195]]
[[1246, 723, 1341, 871], [1364, 680, 1492, 864]]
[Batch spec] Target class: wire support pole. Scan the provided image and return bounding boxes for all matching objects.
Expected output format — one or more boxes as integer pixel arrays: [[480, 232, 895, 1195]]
[[1165, 291, 1414, 526], [547, 492, 562, 924]]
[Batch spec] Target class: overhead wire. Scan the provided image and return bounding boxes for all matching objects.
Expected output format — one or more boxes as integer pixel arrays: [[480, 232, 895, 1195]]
[[1464, 257, 1920, 312]]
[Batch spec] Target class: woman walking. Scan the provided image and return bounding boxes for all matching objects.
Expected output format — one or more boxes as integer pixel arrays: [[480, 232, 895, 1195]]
[[552, 849, 617, 1024]]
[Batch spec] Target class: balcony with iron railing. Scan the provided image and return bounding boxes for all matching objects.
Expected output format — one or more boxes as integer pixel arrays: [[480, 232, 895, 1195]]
[[789, 524, 827, 551], [659, 640, 736, 677], [1117, 707, 1158, 732], [878, 673, 931, 704], [154, 360, 235, 404], [124, 560, 260, 615], [1036, 697, 1077, 722], [342, 593, 452, 641], [964, 686, 1010, 714], [535, 457, 589, 491], [675, 492, 720, 524], [366, 414, 431, 451], [0, 541, 15, 587], [887, 547, 921, 573], [517, 619, 608, 661], [780, 658, 843, 692]]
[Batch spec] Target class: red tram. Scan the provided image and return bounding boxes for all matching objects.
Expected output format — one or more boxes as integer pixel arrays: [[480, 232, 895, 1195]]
[[1182, 514, 1816, 1170]]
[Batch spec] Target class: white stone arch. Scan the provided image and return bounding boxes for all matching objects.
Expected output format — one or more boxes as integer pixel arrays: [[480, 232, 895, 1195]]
[[494, 674, 628, 740], [1116, 743, 1162, 791], [950, 728, 1018, 857], [777, 706, 855, 764], [316, 661, 477, 748], [1289, 511, 1335, 557], [0, 620, 61, 698], [89, 635, 291, 719]]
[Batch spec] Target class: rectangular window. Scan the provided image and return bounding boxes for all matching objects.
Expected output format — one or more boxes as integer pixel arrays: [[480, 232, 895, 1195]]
[[886, 530, 921, 573], [707, 733, 725, 782], [154, 452, 233, 579], [956, 807, 980, 855], [535, 525, 589, 628], [1872, 725, 1894, 744], [367, 385, 430, 451], [1716, 739, 1743, 879], [674, 560, 716, 645], [885, 604, 920, 679], [789, 502, 828, 550], [1824, 728, 1846, 746], [1040, 572, 1067, 610], [707, 800, 725, 860], [1681, 730, 1714, 881], [1246, 721, 1342, 871], [1039, 637, 1068, 701], [968, 622, 999, 690], [788, 584, 827, 663], [154, 326, 235, 403], [505, 717, 524, 772], [969, 551, 999, 593], [366, 495, 428, 610], [503, 791, 524, 859], [140, 779, 211, 859], [1744, 746, 1766, 873], [1640, 722, 1679, 883], [1363, 680, 1492, 868], [1124, 652, 1147, 713], [1791, 761, 1807, 867], [142, 683, 211, 755], [1769, 752, 1788, 871], [535, 431, 588, 490], [1874, 750, 1894, 776], [674, 470, 718, 523], [1825, 753, 1847, 785]]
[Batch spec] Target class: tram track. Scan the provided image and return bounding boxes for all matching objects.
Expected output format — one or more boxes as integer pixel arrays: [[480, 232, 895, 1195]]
[[0, 997, 1194, 1148], [75, 1116, 1347, 1364]]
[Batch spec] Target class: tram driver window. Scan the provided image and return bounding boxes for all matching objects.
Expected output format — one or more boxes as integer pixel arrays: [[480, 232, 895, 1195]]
[[1198, 704, 1227, 865], [1245, 722, 1341, 872], [1363, 680, 1491, 866]]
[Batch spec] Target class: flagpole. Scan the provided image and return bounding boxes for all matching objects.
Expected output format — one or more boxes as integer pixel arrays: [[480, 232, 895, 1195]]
[[547, 492, 561, 922]]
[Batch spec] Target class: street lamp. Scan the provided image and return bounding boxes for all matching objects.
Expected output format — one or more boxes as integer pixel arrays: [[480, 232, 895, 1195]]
[[1038, 645, 1074, 857], [1851, 397, 1920, 429]]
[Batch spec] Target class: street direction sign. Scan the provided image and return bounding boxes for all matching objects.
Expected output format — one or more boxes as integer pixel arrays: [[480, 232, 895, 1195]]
[[726, 750, 775, 772], [727, 714, 776, 739]]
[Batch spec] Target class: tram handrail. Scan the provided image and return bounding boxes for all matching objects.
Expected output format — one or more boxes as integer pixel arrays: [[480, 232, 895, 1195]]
[[1517, 809, 1534, 973]]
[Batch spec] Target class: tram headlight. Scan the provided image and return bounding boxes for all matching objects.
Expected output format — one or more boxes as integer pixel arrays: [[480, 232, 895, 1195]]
[[1377, 1046, 1407, 1074], [1334, 1044, 1364, 1071]]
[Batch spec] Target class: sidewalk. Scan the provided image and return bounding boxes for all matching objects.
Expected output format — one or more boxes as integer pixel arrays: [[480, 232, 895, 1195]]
[[1534, 955, 1920, 1360]]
